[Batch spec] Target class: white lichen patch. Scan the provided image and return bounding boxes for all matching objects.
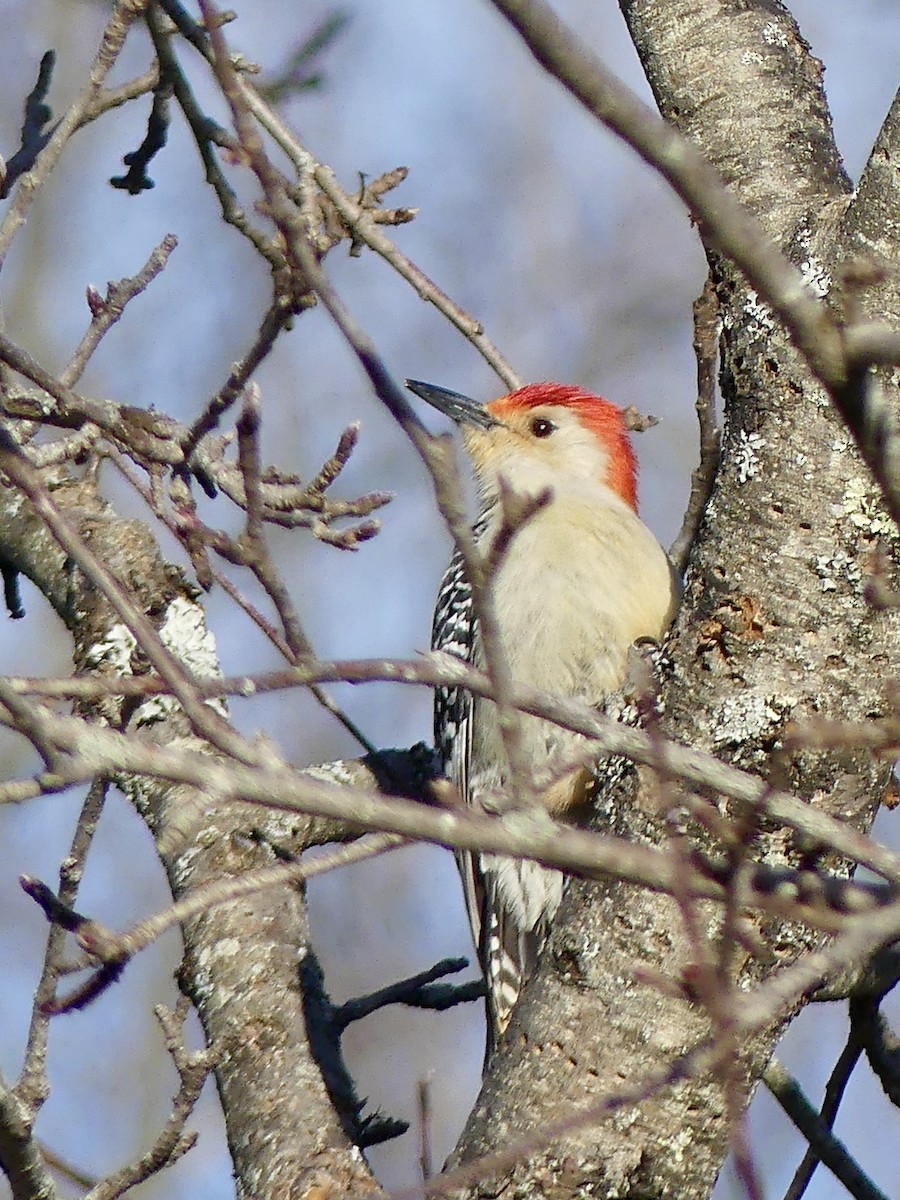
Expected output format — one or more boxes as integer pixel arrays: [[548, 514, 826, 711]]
[[714, 692, 791, 748], [744, 289, 775, 340], [305, 760, 357, 787], [831, 433, 854, 456], [133, 691, 175, 727], [134, 595, 227, 725], [761, 20, 790, 47], [207, 936, 244, 962], [814, 551, 862, 593], [735, 431, 765, 483], [4, 492, 25, 520], [667, 1124, 695, 1166], [122, 775, 152, 820], [799, 254, 831, 299], [158, 595, 222, 677], [611, 1107, 641, 1133], [792, 451, 814, 482], [791, 223, 831, 299], [835, 477, 897, 537], [168, 843, 206, 891], [84, 622, 137, 674]]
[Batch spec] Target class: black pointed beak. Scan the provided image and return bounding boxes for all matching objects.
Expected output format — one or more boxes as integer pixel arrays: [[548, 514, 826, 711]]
[[405, 379, 503, 429]]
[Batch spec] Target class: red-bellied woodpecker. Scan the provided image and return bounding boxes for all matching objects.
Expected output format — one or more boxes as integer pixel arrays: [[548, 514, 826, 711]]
[[406, 378, 677, 1052]]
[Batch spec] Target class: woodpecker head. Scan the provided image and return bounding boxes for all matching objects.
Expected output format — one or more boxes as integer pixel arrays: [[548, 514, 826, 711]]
[[406, 379, 638, 510]]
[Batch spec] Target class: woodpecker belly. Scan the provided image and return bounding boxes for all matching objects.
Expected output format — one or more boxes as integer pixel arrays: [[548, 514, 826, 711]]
[[473, 488, 673, 810], [462, 489, 673, 1040]]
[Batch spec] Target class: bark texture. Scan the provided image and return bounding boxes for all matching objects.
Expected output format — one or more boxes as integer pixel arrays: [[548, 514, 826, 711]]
[[452, 3, 900, 1196]]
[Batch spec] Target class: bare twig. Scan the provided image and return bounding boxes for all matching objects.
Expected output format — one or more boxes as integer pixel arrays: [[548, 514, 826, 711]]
[[109, 62, 172, 195], [310, 163, 521, 390], [61, 234, 178, 387], [79, 65, 160, 125], [851, 992, 900, 1107], [155, 0, 521, 388], [783, 1034, 864, 1200], [179, 303, 290, 473], [0, 679, 62, 770], [300, 951, 409, 1149], [146, 5, 279, 267], [2, 700, 898, 928], [0, 2, 148, 262], [256, 12, 351, 102], [418, 1075, 435, 1183], [485, 0, 848, 385], [83, 1001, 213, 1200], [0, 558, 24, 619], [40, 1143, 96, 1191], [16, 780, 109, 1114], [22, 835, 404, 1009], [108, 447, 386, 757], [765, 1056, 889, 1200], [4, 654, 900, 886], [0, 51, 56, 198], [235, 384, 264, 542]]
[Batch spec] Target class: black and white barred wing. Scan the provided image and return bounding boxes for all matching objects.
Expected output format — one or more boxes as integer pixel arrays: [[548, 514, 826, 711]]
[[431, 544, 475, 797], [430, 544, 487, 956], [432, 540, 546, 1049]]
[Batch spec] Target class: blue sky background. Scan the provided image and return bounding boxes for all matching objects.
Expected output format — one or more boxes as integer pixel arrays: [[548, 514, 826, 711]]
[[0, 1, 899, 1196]]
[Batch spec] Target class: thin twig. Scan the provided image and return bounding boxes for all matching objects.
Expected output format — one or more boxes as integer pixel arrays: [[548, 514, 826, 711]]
[[62, 234, 178, 387], [16, 780, 109, 1114], [0, 679, 61, 769], [310, 163, 521, 390], [25, 835, 404, 1012], [4, 700, 899, 929], [0, 1, 147, 262], [4, 655, 900, 886], [765, 1056, 889, 1200], [179, 303, 290, 472], [146, 4, 279, 266], [851, 992, 900, 1107], [158, 1, 521, 389], [335, 958, 483, 1026], [194, 3, 535, 809], [484, 0, 846, 386], [79, 65, 160, 124], [40, 1143, 96, 1191], [108, 448, 385, 757], [83, 1000, 213, 1200], [783, 1033, 864, 1200], [0, 51, 56, 198]]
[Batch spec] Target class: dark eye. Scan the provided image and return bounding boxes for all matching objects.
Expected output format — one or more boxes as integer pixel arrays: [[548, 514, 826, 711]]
[[530, 417, 556, 438]]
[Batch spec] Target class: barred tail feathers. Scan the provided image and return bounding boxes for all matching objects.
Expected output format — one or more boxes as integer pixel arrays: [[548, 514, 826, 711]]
[[477, 854, 564, 1054]]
